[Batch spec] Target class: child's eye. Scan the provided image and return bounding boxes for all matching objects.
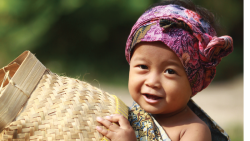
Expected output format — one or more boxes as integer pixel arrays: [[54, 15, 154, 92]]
[[138, 65, 148, 69], [164, 69, 176, 74]]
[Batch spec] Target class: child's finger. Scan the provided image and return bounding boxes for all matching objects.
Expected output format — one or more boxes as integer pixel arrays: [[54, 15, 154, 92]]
[[105, 114, 131, 129], [96, 126, 114, 139], [96, 117, 119, 131]]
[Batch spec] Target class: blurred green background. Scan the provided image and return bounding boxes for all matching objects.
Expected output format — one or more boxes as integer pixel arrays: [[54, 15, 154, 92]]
[[0, 0, 243, 140], [0, 0, 243, 86]]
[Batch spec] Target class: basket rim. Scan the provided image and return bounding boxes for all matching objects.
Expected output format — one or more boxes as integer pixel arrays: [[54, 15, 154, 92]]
[[0, 51, 46, 132]]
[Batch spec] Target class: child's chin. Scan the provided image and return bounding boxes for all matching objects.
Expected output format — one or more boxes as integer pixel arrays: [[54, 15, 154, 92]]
[[141, 105, 163, 114]]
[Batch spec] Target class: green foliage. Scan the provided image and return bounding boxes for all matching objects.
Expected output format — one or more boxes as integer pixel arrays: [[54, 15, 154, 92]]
[[0, 0, 243, 85]]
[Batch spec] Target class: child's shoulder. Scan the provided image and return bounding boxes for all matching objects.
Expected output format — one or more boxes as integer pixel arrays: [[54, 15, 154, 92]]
[[179, 107, 211, 141], [159, 106, 211, 141], [181, 118, 211, 141]]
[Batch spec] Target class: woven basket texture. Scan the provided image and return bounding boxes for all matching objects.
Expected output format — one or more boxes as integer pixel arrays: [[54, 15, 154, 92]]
[[0, 51, 128, 141]]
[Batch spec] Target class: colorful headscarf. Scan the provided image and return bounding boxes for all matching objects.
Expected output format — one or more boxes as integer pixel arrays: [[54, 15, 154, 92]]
[[125, 4, 233, 96]]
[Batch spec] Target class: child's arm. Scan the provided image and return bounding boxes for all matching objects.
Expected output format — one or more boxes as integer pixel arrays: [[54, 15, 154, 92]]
[[96, 114, 137, 141]]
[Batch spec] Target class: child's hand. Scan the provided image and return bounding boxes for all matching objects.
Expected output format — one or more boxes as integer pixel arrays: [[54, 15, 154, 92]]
[[96, 114, 136, 141]]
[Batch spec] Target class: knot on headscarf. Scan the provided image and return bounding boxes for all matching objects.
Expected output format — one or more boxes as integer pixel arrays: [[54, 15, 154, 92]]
[[201, 36, 233, 67], [125, 4, 233, 96]]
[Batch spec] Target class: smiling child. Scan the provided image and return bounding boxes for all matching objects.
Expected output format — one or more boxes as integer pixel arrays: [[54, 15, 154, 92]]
[[96, 0, 233, 141]]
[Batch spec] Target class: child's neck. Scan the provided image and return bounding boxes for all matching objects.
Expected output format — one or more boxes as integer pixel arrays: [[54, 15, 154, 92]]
[[152, 105, 190, 123]]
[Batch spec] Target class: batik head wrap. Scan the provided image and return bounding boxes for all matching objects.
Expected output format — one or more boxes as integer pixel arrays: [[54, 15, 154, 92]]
[[125, 4, 233, 96]]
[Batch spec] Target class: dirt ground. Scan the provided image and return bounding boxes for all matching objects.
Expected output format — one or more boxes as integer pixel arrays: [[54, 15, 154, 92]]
[[101, 74, 243, 130]]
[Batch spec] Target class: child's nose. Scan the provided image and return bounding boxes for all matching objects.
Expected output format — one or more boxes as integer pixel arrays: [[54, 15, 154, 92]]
[[145, 73, 161, 88]]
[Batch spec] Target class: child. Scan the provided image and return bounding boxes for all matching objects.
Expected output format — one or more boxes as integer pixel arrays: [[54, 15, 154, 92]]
[[96, 0, 233, 141]]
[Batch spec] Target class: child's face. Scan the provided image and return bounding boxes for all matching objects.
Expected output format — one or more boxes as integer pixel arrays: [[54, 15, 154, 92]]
[[128, 41, 192, 115]]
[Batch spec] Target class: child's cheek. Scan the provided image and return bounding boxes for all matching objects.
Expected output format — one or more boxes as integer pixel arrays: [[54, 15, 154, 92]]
[[128, 72, 142, 100]]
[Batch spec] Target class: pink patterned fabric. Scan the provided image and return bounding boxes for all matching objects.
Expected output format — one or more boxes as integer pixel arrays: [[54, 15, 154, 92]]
[[125, 4, 233, 96]]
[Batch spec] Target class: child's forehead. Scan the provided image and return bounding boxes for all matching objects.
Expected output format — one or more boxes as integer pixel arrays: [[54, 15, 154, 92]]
[[131, 41, 168, 58], [134, 41, 168, 51], [132, 41, 183, 67]]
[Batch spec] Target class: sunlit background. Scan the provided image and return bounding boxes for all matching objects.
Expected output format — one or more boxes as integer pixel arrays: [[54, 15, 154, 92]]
[[0, 0, 243, 140]]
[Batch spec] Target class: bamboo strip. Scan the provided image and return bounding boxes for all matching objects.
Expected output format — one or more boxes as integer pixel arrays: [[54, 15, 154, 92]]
[[0, 51, 46, 132]]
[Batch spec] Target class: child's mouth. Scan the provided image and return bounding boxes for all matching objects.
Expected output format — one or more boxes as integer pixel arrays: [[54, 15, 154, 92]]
[[143, 94, 162, 104], [145, 94, 160, 100]]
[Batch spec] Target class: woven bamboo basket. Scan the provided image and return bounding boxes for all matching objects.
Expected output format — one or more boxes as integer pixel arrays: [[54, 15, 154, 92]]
[[0, 51, 128, 141]]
